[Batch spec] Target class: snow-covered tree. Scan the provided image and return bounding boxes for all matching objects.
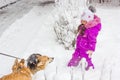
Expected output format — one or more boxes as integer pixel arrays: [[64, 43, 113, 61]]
[[53, 0, 87, 50]]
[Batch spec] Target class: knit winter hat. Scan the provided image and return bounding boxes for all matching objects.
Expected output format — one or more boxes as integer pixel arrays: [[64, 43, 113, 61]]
[[81, 9, 94, 22]]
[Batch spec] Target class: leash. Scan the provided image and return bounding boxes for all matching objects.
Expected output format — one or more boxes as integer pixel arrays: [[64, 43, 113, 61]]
[[0, 53, 22, 59]]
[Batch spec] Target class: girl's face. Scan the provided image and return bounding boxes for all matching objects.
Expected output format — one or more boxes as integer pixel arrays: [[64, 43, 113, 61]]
[[81, 20, 87, 25]]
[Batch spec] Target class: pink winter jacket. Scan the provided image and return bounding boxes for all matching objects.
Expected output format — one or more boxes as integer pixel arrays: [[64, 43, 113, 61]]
[[77, 15, 101, 51]]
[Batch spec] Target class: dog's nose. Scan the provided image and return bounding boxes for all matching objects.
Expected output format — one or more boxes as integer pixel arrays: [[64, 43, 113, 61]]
[[49, 57, 54, 63], [51, 57, 54, 60]]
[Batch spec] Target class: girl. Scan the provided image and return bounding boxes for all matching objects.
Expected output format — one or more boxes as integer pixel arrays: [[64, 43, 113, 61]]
[[68, 6, 101, 70]]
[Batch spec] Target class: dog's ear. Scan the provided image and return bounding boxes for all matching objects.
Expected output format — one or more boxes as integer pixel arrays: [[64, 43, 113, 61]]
[[20, 59, 25, 64], [12, 59, 19, 72], [14, 59, 18, 66]]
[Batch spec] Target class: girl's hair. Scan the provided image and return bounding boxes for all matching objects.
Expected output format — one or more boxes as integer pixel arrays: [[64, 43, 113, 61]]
[[77, 24, 86, 36]]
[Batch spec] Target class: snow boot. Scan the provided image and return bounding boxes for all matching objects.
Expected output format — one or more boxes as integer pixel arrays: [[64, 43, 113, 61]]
[[85, 58, 94, 71], [68, 49, 82, 67], [68, 56, 82, 67]]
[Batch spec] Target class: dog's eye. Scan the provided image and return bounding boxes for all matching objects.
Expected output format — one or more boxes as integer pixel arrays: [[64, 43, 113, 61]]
[[37, 60, 40, 63], [37, 60, 39, 63]]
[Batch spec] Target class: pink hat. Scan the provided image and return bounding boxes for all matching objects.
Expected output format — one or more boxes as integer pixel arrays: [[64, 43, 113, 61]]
[[81, 9, 94, 22]]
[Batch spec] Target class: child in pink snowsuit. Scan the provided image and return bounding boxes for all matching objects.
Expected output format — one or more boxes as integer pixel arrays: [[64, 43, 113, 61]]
[[68, 6, 101, 70]]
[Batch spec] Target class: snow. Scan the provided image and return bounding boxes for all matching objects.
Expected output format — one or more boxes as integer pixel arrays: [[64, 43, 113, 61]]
[[0, 1, 120, 80], [0, 0, 42, 36]]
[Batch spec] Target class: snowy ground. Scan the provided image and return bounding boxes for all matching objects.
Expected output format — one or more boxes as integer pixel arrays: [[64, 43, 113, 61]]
[[0, 1, 120, 80], [0, 0, 43, 36]]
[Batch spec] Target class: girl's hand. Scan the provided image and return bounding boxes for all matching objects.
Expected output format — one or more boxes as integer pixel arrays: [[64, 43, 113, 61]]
[[87, 50, 93, 58]]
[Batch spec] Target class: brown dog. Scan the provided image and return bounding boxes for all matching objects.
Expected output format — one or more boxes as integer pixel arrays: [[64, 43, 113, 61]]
[[0, 54, 54, 80]]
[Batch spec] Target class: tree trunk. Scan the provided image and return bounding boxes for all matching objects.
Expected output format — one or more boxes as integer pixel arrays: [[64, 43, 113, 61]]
[[119, 0, 120, 5], [119, 0, 120, 4], [102, 0, 104, 3], [99, 0, 101, 3]]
